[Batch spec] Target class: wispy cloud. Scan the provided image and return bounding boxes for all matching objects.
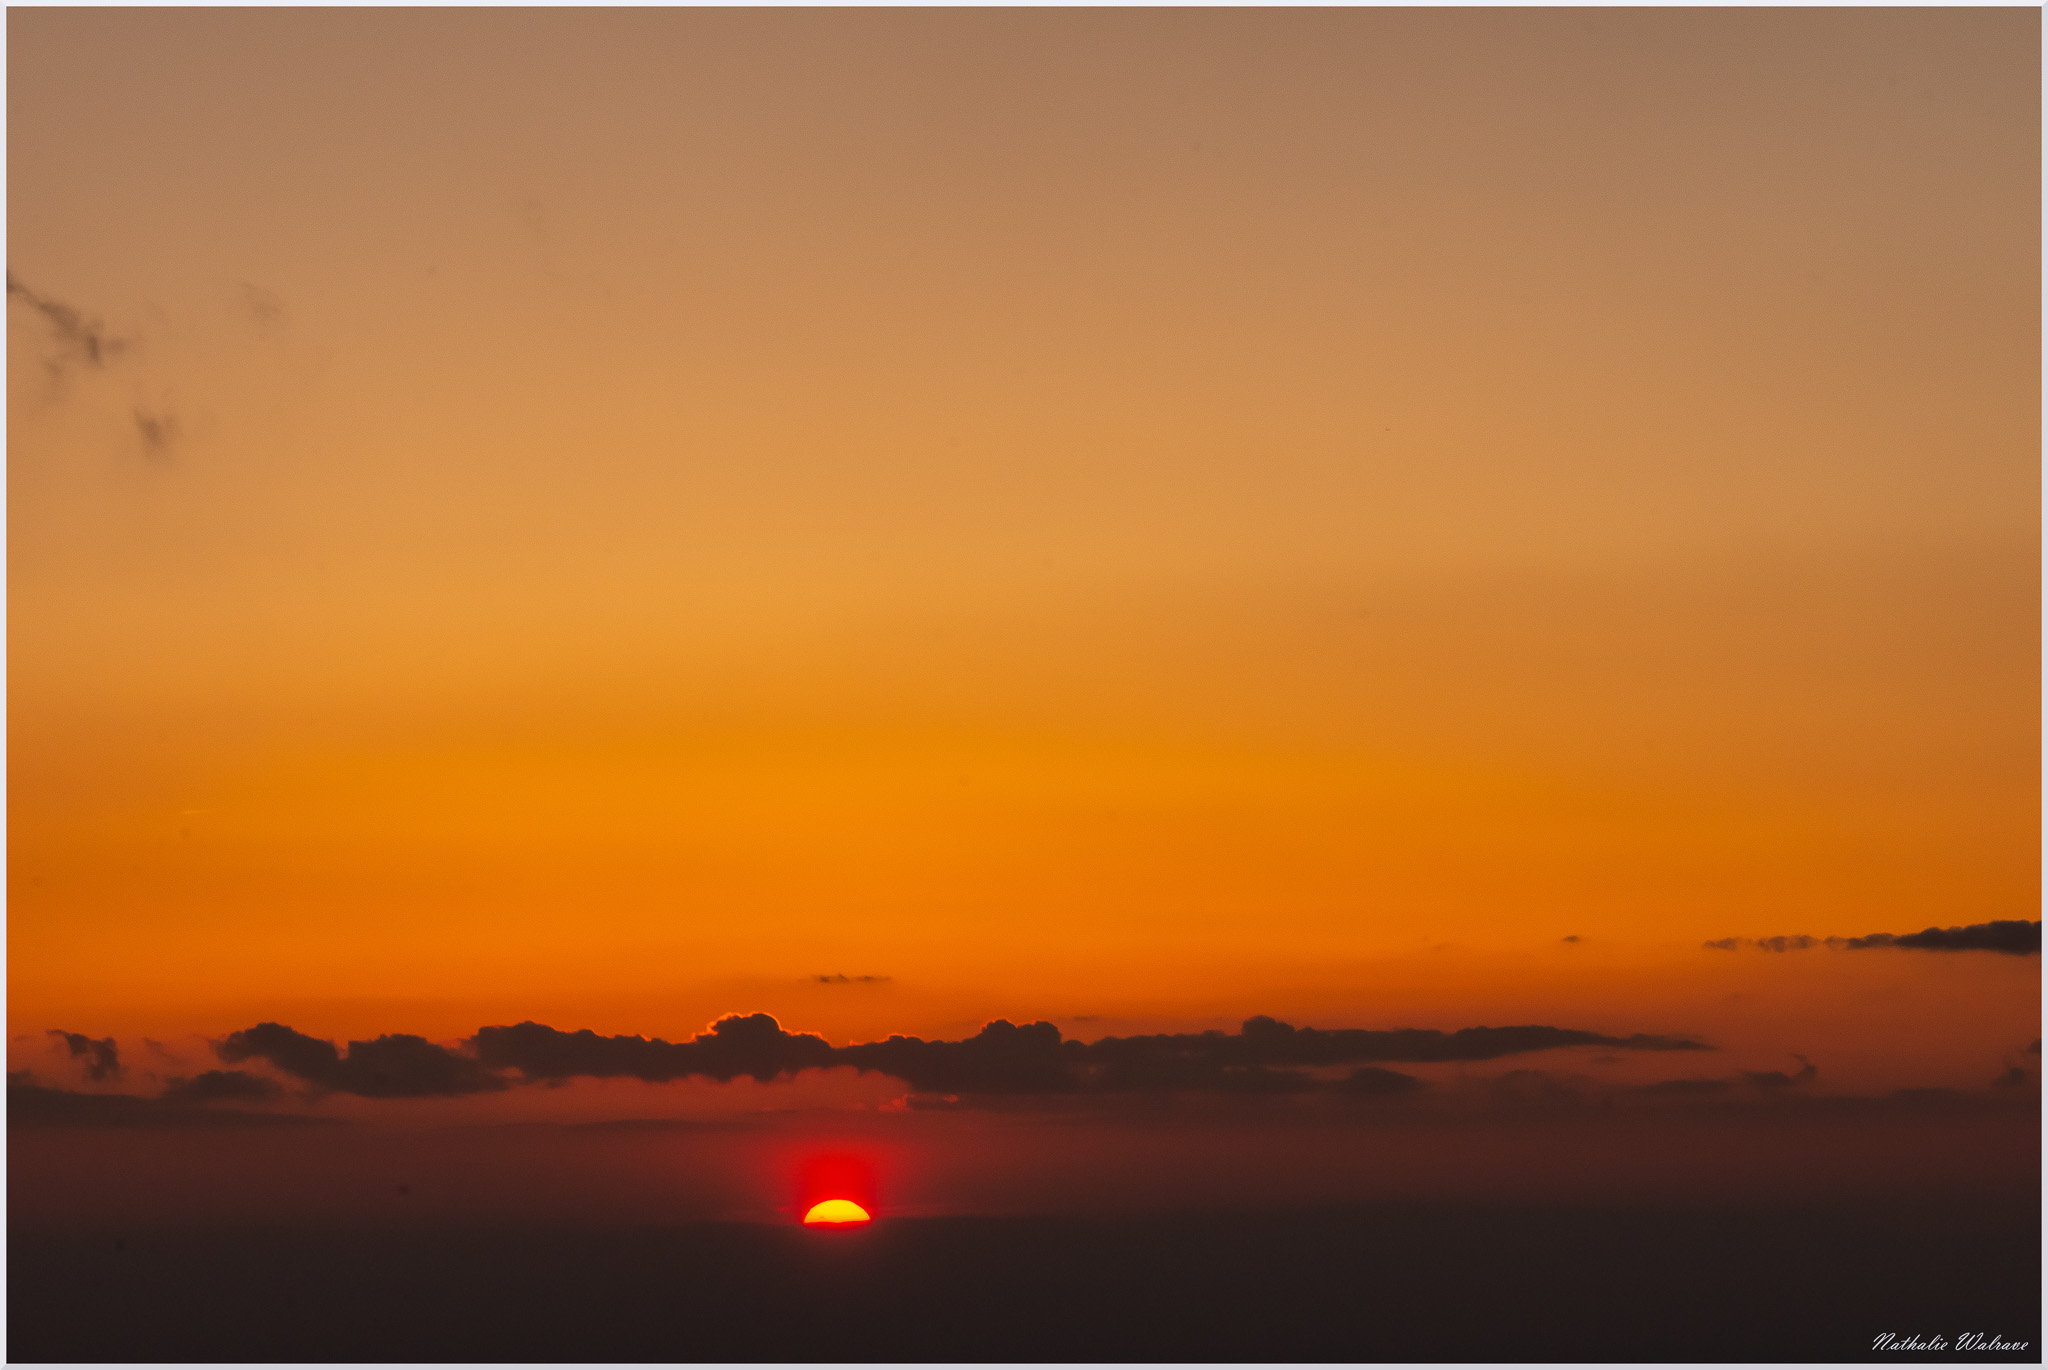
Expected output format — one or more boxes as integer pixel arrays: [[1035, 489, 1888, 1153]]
[[49, 1030, 121, 1082], [7, 272, 129, 373], [133, 407, 179, 457], [238, 281, 286, 329]]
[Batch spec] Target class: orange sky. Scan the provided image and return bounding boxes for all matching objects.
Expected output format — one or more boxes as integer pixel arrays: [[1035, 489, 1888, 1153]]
[[7, 9, 2037, 1086]]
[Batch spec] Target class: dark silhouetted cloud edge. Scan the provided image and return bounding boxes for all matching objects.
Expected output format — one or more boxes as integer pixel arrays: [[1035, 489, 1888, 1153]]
[[1705, 920, 2039, 956], [218, 1023, 508, 1099], [194, 1012, 1716, 1100]]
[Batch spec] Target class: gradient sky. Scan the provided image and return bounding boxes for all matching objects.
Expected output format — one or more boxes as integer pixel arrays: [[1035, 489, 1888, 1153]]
[[8, 7, 2037, 1125]]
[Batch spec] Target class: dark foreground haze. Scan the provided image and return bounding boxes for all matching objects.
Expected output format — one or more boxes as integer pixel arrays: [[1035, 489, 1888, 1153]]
[[11, 1201, 2038, 1363], [9, 1066, 2039, 1360]]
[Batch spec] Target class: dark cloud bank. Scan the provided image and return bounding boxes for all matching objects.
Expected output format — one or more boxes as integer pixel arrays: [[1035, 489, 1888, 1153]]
[[24, 1014, 1711, 1108], [251, 1015, 1712, 1097], [218, 1022, 505, 1098], [1706, 919, 2040, 955]]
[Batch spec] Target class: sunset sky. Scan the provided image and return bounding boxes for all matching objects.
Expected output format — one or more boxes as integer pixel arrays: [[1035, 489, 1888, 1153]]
[[6, 9, 2038, 1233]]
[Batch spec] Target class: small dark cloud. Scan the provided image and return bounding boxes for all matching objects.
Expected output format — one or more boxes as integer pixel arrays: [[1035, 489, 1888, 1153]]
[[1488, 1069, 1591, 1108], [1214, 1066, 1320, 1095], [1992, 1041, 2039, 1092], [1560, 935, 1582, 944], [814, 974, 892, 984], [1639, 1078, 1735, 1096], [1707, 934, 1821, 953], [903, 1092, 968, 1111], [1703, 921, 2039, 956], [133, 407, 178, 456], [7, 272, 129, 373], [1339, 1067, 1424, 1097], [1643, 1056, 1814, 1097], [1888, 1087, 1964, 1108], [160, 1070, 282, 1105], [1742, 1054, 1818, 1092], [217, 1023, 505, 1098], [50, 1030, 121, 1082], [238, 282, 285, 328]]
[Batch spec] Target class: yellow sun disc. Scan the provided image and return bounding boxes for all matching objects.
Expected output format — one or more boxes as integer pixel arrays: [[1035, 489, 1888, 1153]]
[[803, 1199, 872, 1225]]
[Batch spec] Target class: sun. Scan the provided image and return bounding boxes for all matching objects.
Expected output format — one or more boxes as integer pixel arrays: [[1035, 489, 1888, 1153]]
[[803, 1198, 873, 1225]]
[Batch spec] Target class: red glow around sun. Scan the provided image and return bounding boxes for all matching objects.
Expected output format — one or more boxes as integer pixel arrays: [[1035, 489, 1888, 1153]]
[[797, 1153, 877, 1225]]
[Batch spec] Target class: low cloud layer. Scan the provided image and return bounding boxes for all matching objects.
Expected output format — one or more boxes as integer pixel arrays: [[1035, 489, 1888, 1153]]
[[16, 1024, 2038, 1132], [472, 1014, 837, 1090], [1705, 920, 2039, 956], [6, 1072, 324, 1129], [25, 1013, 1716, 1103], [459, 1013, 1708, 1099], [1639, 1056, 1817, 1098], [160, 1070, 283, 1105], [218, 1024, 507, 1099], [835, 1017, 1708, 1097]]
